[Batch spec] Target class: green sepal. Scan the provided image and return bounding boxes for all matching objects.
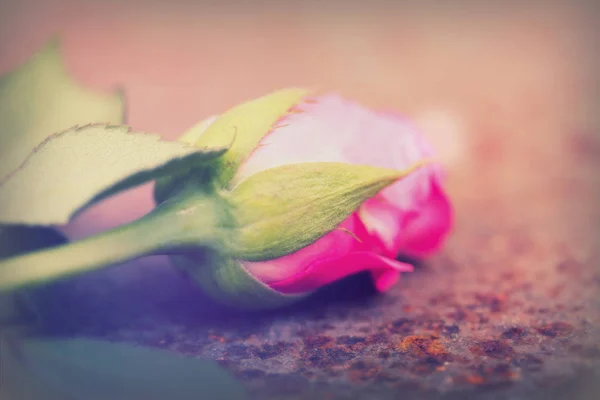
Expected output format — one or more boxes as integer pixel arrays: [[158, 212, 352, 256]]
[[224, 161, 427, 261], [171, 250, 307, 310], [154, 88, 307, 204], [193, 88, 308, 187]]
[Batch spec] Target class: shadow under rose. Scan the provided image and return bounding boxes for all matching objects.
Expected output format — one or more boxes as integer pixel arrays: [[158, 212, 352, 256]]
[[32, 255, 423, 338]]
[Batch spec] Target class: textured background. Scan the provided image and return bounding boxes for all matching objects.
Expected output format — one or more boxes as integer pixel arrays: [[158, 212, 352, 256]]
[[1, 0, 599, 399]]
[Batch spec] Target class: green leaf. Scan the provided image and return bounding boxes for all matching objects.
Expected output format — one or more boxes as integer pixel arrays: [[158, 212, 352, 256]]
[[0, 38, 125, 183], [192, 88, 308, 187], [1, 337, 248, 400], [226, 161, 427, 261], [0, 124, 230, 226]]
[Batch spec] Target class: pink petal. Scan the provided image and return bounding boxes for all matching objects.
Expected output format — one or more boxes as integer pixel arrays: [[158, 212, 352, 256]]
[[370, 268, 401, 292], [267, 251, 413, 294], [242, 214, 369, 285], [234, 94, 426, 181], [391, 180, 453, 257], [360, 177, 453, 258]]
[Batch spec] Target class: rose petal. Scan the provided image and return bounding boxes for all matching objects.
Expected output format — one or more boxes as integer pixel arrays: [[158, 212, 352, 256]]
[[370, 268, 401, 292], [242, 214, 369, 285], [267, 251, 414, 294], [361, 177, 453, 258], [235, 94, 451, 291], [391, 180, 453, 257], [235, 94, 422, 181]]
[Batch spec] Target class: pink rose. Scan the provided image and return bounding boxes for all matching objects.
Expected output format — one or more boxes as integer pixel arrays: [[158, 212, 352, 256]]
[[192, 94, 453, 296], [0, 85, 451, 309]]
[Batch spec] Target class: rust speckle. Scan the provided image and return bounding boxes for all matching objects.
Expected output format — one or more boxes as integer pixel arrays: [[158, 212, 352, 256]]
[[303, 335, 333, 349], [410, 357, 445, 375], [335, 336, 366, 346], [470, 340, 514, 359], [447, 309, 468, 321], [536, 322, 574, 337], [306, 347, 356, 367], [442, 324, 460, 337], [255, 342, 292, 359], [447, 308, 488, 324], [364, 333, 388, 345], [501, 327, 528, 341], [225, 344, 252, 359], [475, 293, 507, 312], [454, 364, 521, 387], [347, 361, 381, 382], [388, 318, 414, 334], [396, 335, 452, 362], [460, 373, 486, 385], [335, 336, 367, 351]]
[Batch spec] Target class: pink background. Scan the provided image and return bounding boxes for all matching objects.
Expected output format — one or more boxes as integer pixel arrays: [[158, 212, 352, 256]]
[[1, 0, 598, 267]]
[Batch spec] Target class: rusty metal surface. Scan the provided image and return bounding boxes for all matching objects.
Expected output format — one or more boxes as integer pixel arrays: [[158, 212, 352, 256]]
[[35, 127, 600, 399]]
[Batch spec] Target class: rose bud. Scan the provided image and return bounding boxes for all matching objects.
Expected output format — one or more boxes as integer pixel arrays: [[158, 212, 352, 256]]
[[154, 89, 453, 309], [0, 89, 452, 311]]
